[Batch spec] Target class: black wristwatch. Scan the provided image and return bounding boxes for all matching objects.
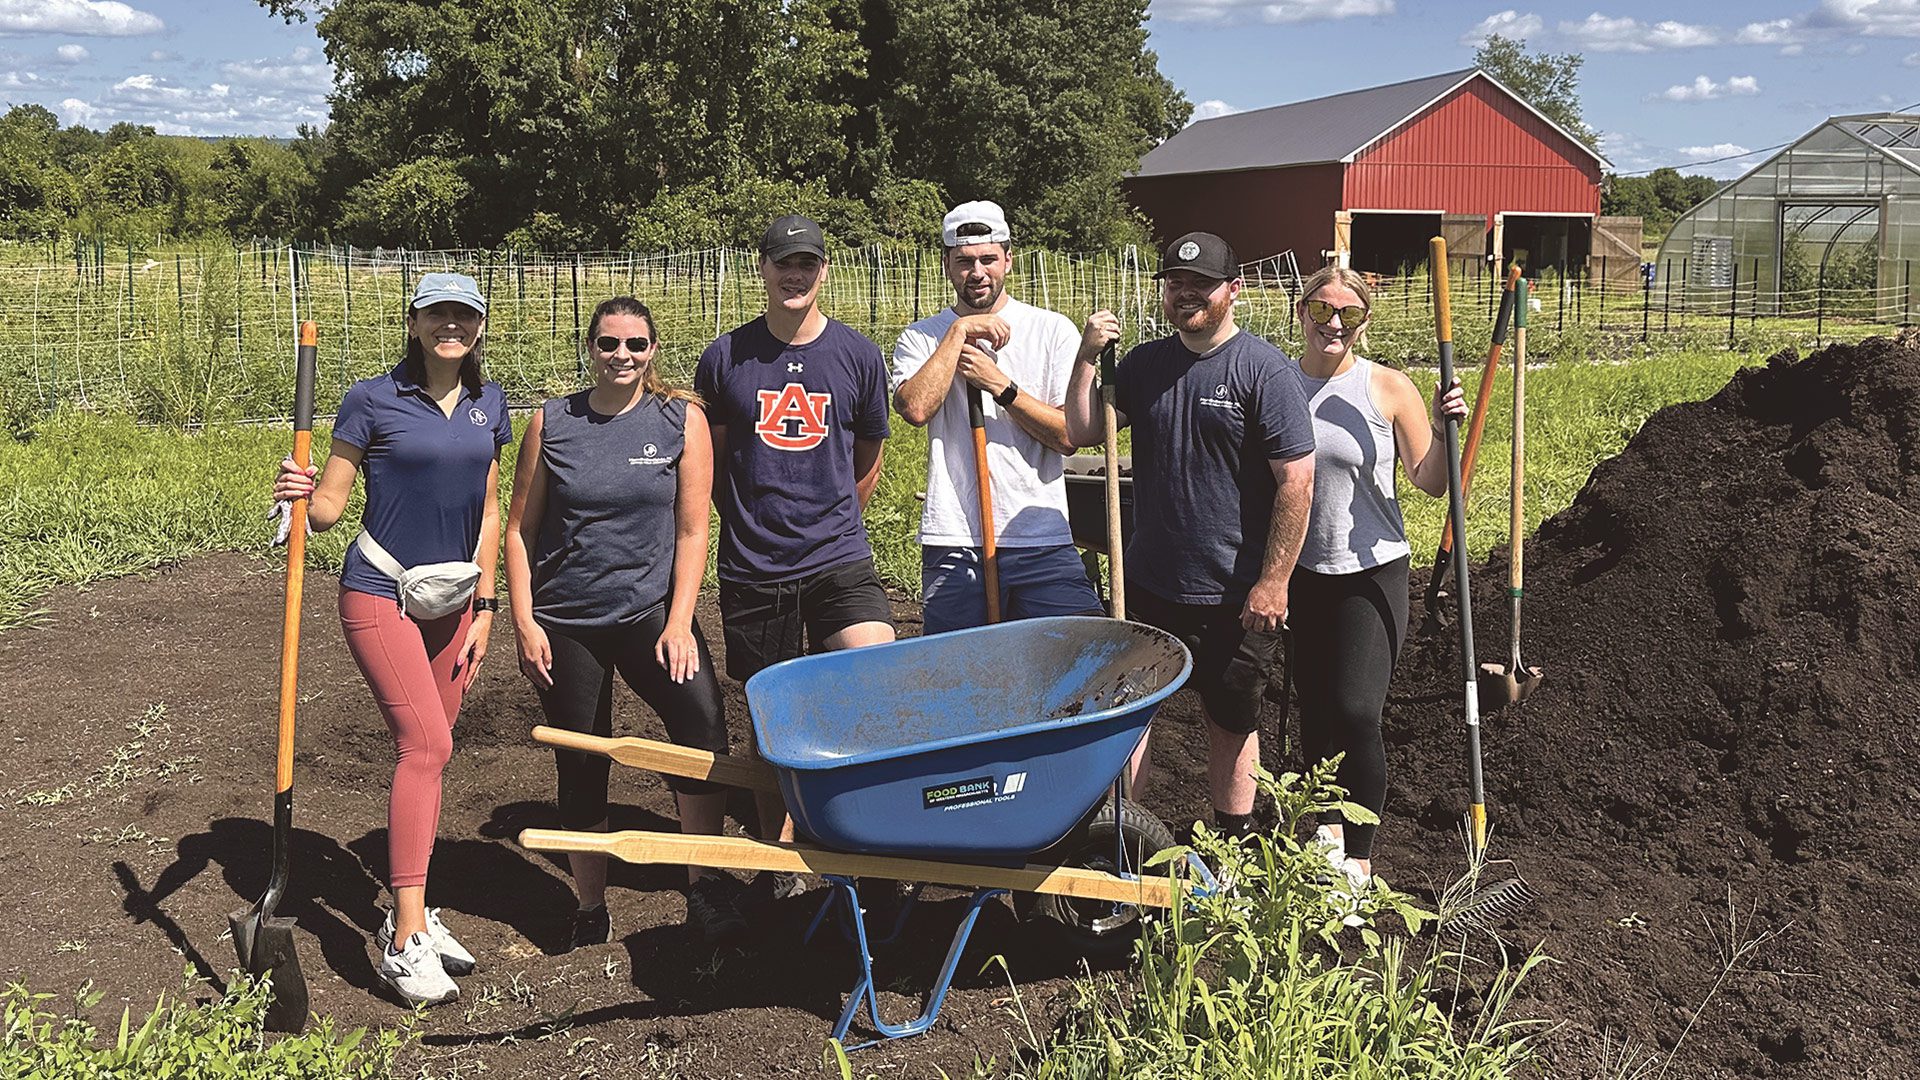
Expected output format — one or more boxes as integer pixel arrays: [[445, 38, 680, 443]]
[[994, 382, 1020, 407], [472, 597, 499, 614]]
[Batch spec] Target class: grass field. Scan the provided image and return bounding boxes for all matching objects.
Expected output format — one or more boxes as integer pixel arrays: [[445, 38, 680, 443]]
[[0, 346, 1767, 631]]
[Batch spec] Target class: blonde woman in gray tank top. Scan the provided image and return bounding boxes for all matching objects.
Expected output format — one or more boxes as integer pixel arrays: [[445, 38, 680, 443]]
[[1288, 267, 1465, 902]]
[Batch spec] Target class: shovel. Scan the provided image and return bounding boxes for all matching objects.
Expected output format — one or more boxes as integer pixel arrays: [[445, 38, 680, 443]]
[[229, 320, 317, 1033], [1100, 341, 1125, 621], [968, 383, 1000, 623], [1420, 260, 1523, 637], [1479, 277, 1544, 707]]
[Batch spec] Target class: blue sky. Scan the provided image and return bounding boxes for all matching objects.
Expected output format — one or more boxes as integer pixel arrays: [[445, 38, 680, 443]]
[[0, 0, 1911, 178]]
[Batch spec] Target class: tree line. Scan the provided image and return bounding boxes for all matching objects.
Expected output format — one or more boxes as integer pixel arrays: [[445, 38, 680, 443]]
[[0, 0, 1188, 252]]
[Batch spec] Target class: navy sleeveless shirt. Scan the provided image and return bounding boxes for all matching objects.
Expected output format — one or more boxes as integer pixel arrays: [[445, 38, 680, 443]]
[[530, 391, 688, 628]]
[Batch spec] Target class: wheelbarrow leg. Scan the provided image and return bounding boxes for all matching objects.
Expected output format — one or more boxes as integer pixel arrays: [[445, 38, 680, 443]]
[[826, 876, 1007, 1050], [804, 879, 923, 948]]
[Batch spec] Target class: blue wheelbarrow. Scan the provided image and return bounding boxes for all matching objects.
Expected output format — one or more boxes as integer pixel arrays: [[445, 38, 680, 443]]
[[520, 616, 1209, 1049]]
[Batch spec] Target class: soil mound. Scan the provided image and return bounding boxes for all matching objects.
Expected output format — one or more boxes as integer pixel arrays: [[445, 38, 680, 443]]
[[1389, 332, 1920, 1076]]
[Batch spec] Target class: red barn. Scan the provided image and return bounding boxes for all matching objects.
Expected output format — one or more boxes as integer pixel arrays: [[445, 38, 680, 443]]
[[1125, 69, 1621, 277]]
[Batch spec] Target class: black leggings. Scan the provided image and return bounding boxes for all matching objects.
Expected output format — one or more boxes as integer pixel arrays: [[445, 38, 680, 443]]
[[535, 610, 728, 829], [1288, 556, 1408, 860]]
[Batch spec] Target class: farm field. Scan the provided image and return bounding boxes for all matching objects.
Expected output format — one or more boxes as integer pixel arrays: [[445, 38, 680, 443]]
[[2, 329, 1917, 1078]]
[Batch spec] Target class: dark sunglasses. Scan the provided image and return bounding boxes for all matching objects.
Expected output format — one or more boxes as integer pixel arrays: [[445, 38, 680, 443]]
[[1304, 299, 1368, 326], [594, 335, 652, 353]]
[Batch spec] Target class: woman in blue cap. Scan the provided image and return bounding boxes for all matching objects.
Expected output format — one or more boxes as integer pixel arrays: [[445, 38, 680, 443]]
[[273, 271, 511, 1006]]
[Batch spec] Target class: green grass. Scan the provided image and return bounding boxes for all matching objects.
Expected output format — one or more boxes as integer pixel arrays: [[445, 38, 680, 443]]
[[0, 347, 1777, 630]]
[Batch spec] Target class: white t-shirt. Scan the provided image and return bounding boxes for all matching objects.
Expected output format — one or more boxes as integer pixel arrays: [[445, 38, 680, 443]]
[[891, 297, 1079, 548]]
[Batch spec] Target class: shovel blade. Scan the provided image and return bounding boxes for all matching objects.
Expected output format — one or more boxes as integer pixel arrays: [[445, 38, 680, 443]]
[[1477, 662, 1544, 709], [229, 908, 308, 1033]]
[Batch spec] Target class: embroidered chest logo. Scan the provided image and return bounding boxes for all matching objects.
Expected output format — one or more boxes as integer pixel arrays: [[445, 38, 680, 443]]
[[1199, 382, 1241, 411], [755, 382, 832, 451], [468, 407, 488, 426]]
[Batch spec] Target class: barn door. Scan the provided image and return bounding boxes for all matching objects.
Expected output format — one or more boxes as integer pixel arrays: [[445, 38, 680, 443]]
[[1441, 214, 1487, 278], [1590, 216, 1644, 285]]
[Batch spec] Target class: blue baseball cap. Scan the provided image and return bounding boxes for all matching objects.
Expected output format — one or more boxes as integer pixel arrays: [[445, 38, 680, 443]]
[[410, 272, 486, 316]]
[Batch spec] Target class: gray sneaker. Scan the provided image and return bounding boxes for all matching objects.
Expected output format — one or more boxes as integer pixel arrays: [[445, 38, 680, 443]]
[[377, 908, 476, 976], [376, 931, 459, 1006], [687, 873, 748, 945]]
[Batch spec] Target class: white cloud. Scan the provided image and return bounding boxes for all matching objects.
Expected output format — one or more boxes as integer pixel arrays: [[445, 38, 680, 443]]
[[1460, 9, 1543, 45], [1190, 99, 1239, 123], [1905, 49, 1920, 63], [220, 46, 330, 87], [1155, 0, 1393, 24], [1560, 13, 1718, 51], [51, 41, 83, 61], [1657, 74, 1762, 101], [0, 69, 49, 88], [1736, 17, 1800, 43], [144, 48, 170, 61], [1805, 0, 1920, 36], [58, 71, 327, 135], [0, 0, 163, 37], [1677, 142, 1752, 157]]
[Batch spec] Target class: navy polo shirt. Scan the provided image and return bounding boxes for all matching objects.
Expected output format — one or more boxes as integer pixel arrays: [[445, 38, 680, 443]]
[[332, 364, 513, 602]]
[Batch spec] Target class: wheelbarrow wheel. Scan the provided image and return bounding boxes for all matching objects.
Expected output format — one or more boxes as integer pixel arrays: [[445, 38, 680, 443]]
[[1040, 797, 1174, 957]]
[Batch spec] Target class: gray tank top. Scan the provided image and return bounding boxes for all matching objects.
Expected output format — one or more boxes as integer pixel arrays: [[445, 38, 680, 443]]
[[531, 391, 687, 628], [1297, 356, 1410, 574]]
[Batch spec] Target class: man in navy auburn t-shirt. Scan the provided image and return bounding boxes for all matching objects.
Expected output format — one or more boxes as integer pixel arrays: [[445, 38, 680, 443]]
[[695, 215, 896, 885], [1064, 231, 1317, 842]]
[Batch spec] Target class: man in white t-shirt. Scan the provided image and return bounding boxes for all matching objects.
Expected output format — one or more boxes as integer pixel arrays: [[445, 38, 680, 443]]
[[891, 200, 1103, 633]]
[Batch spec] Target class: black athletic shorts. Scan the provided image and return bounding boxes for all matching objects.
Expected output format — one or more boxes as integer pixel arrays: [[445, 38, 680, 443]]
[[1128, 587, 1281, 736], [717, 558, 894, 682]]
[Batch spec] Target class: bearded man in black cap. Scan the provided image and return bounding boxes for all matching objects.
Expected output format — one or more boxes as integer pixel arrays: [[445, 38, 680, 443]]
[[1064, 231, 1316, 840]]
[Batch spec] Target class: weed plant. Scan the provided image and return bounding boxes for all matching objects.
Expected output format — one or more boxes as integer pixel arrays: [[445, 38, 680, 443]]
[[0, 968, 414, 1078]]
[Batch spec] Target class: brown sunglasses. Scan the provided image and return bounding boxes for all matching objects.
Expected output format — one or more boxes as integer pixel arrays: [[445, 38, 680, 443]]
[[1304, 299, 1368, 326]]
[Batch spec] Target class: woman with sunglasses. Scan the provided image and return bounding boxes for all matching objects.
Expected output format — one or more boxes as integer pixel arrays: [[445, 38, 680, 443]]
[[272, 272, 509, 1006], [504, 297, 745, 951], [1289, 266, 1465, 893]]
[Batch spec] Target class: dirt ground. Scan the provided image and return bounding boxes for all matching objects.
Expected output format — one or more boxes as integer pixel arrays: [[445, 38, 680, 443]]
[[2, 334, 1917, 1078]]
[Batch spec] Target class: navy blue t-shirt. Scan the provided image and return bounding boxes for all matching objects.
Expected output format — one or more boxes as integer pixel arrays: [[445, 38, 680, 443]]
[[695, 316, 891, 583], [1114, 332, 1315, 604], [332, 365, 513, 602]]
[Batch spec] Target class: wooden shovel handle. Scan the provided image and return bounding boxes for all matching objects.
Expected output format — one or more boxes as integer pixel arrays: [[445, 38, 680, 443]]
[[276, 321, 317, 796], [519, 828, 1177, 908], [531, 726, 783, 794], [1100, 341, 1124, 620], [1438, 262, 1523, 552], [968, 387, 1000, 622]]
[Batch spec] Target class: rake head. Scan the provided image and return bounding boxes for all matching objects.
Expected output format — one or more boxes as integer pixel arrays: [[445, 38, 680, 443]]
[[1440, 875, 1540, 934]]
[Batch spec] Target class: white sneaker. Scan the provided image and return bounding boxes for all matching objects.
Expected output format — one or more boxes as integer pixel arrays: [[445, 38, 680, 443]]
[[1313, 825, 1346, 867], [377, 931, 459, 1006], [1331, 856, 1373, 928], [377, 908, 476, 976]]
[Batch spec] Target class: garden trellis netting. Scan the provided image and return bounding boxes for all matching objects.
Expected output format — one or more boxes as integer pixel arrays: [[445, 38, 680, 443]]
[[1657, 112, 1920, 323], [1, 238, 1909, 428]]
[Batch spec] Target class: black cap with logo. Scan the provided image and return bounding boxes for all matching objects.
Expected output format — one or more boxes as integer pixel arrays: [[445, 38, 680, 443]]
[[760, 215, 828, 261], [1153, 231, 1238, 280]]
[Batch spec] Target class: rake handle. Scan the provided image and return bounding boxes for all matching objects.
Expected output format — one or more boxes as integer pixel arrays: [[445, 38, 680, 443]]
[[1430, 239, 1488, 856]]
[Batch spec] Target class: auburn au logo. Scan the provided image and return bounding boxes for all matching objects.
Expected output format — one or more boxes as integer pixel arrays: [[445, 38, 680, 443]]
[[755, 382, 832, 451]]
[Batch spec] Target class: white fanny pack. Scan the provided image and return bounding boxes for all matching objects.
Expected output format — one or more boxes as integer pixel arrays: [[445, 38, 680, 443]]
[[354, 530, 482, 620]]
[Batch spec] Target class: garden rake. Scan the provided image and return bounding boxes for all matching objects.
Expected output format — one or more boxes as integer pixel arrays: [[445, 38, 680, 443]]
[[229, 320, 317, 1033]]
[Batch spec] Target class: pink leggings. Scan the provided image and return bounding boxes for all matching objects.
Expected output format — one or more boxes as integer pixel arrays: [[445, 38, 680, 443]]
[[338, 589, 471, 890]]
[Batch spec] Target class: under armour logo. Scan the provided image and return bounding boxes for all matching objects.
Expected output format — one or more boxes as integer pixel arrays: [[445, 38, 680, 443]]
[[788, 362, 804, 373]]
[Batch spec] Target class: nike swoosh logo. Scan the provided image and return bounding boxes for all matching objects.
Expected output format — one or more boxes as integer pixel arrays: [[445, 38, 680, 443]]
[[786, 228, 806, 236]]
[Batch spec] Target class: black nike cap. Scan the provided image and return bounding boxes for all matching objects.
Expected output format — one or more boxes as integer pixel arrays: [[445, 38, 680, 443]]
[[760, 215, 828, 261]]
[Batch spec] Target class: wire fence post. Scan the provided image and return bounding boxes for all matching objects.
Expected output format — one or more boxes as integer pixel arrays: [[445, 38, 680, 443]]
[[1728, 260, 1739, 349], [1642, 265, 1650, 342], [1663, 260, 1671, 333]]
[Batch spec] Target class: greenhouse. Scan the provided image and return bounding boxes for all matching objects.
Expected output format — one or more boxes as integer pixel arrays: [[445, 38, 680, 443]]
[[1657, 112, 1919, 320]]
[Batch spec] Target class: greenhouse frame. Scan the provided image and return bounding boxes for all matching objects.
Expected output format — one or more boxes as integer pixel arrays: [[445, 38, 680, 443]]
[[1656, 112, 1918, 320]]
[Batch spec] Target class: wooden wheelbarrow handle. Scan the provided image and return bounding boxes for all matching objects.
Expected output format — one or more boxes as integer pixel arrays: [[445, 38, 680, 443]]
[[519, 828, 1178, 909], [530, 726, 782, 795]]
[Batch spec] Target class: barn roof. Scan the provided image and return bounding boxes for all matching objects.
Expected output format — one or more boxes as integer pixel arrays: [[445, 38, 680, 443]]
[[1134, 68, 1609, 178]]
